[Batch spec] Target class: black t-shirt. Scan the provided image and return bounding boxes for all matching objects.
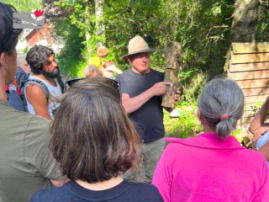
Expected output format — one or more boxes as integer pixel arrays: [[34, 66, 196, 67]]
[[116, 69, 165, 142], [30, 180, 164, 202]]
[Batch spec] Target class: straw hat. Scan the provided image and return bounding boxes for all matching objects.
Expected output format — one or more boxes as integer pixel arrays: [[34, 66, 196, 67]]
[[122, 36, 156, 59], [97, 47, 109, 56]]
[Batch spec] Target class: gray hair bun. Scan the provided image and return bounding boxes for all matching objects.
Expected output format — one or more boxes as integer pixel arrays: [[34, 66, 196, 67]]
[[198, 79, 244, 138]]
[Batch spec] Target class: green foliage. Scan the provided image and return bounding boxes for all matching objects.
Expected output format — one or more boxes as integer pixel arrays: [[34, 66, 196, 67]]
[[256, 1, 269, 42], [232, 128, 243, 142], [164, 101, 203, 138], [50, 0, 235, 80], [255, 101, 264, 109], [253, 101, 269, 115], [22, 46, 29, 54], [54, 18, 87, 77], [1, 0, 42, 12]]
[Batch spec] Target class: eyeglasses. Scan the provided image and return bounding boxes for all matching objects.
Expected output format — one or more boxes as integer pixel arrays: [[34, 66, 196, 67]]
[[65, 77, 122, 103]]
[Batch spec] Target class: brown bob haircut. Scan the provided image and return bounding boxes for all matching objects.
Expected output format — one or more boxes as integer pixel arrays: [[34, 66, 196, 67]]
[[50, 77, 140, 183]]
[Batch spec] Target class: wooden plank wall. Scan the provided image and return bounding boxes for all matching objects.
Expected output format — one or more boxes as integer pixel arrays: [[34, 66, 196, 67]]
[[227, 42, 269, 127]]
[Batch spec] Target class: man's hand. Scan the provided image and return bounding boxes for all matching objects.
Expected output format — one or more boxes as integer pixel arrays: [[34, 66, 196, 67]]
[[150, 82, 170, 96], [252, 131, 263, 151], [174, 90, 181, 105]]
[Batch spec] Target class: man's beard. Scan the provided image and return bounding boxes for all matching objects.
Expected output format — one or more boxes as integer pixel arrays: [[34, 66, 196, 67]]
[[42, 66, 60, 79]]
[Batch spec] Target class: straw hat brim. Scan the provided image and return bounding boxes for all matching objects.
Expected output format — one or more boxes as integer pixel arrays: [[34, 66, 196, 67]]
[[122, 49, 156, 60]]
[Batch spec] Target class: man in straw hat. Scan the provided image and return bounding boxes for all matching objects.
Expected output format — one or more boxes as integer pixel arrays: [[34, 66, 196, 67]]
[[116, 36, 180, 182], [89, 46, 108, 71]]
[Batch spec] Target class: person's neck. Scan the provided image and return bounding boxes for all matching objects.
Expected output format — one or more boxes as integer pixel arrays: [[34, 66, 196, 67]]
[[131, 67, 150, 75], [0, 76, 7, 102], [202, 124, 216, 134], [76, 176, 123, 191], [32, 74, 56, 86]]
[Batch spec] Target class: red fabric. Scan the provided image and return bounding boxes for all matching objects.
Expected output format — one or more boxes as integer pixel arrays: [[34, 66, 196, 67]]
[[221, 115, 229, 120], [16, 87, 21, 96]]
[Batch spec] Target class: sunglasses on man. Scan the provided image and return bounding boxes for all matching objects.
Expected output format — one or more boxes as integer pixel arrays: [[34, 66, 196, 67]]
[[65, 77, 122, 104]]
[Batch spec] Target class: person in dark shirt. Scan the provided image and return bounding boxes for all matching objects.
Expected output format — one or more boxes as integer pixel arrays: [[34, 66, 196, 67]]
[[116, 36, 180, 182], [30, 77, 163, 202]]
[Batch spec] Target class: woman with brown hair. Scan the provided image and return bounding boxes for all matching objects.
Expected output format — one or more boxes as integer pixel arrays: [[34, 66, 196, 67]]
[[30, 77, 163, 202]]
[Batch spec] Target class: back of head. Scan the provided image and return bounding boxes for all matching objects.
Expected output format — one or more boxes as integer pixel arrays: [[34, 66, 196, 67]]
[[198, 78, 244, 138], [97, 47, 108, 57], [26, 45, 54, 74], [83, 64, 101, 78], [0, 3, 22, 56], [50, 77, 140, 183]]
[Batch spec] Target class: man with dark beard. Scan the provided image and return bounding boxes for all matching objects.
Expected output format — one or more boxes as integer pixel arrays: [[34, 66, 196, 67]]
[[25, 46, 62, 120]]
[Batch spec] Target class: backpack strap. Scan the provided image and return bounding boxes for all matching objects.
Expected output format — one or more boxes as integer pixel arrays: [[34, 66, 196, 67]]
[[20, 78, 50, 102]]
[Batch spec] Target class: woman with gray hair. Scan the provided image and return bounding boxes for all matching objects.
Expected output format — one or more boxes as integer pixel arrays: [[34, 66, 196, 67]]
[[153, 78, 269, 202], [83, 64, 102, 78]]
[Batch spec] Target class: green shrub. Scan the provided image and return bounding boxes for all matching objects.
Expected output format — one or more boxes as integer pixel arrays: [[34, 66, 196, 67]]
[[164, 101, 203, 139]]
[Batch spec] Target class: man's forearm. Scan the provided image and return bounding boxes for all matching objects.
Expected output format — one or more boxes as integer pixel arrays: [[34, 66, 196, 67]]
[[123, 88, 153, 114], [249, 102, 269, 134]]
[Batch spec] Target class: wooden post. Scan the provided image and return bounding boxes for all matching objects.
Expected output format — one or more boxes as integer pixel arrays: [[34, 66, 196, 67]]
[[161, 41, 182, 109]]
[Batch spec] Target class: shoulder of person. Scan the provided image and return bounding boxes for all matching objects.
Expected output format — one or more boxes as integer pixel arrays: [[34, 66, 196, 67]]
[[115, 69, 131, 79], [26, 84, 48, 100], [127, 182, 163, 199], [30, 186, 64, 202], [24, 116, 51, 144], [1, 101, 36, 125], [243, 149, 268, 166], [150, 69, 164, 76]]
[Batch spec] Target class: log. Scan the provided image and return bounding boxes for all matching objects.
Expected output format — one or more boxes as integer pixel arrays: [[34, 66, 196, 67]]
[[162, 42, 182, 109]]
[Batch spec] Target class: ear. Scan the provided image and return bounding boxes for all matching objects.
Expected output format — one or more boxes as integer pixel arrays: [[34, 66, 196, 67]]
[[0, 52, 7, 69], [197, 108, 201, 121]]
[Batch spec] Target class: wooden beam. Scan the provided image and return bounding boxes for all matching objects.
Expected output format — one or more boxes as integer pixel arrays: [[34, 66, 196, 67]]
[[228, 69, 269, 80], [230, 62, 269, 72], [231, 53, 269, 64], [239, 115, 269, 126], [235, 78, 269, 89], [244, 94, 267, 104], [242, 88, 269, 96], [232, 42, 269, 54]]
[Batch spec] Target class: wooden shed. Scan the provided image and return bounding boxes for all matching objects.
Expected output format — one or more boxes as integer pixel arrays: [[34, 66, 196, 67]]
[[228, 42, 269, 127]]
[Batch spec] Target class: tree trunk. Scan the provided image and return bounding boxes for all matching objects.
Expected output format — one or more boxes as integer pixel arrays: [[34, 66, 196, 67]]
[[224, 0, 261, 71], [95, 0, 105, 48], [162, 42, 182, 109], [85, 0, 93, 54]]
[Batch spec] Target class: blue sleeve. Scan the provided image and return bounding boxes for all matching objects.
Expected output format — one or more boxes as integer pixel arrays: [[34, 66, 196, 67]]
[[16, 67, 28, 86], [29, 191, 40, 202]]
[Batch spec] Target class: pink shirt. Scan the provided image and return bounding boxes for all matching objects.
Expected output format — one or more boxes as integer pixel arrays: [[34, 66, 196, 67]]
[[152, 133, 269, 202]]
